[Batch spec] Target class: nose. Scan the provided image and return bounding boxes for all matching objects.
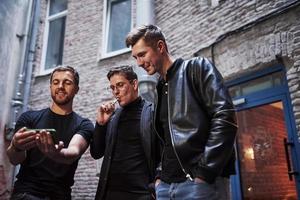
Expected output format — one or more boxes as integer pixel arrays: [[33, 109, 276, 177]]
[[112, 88, 120, 95], [136, 57, 144, 67], [58, 82, 64, 88]]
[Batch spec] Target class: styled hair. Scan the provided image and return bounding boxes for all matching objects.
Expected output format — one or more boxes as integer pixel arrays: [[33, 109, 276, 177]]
[[125, 24, 168, 51], [50, 65, 79, 86], [107, 65, 138, 81]]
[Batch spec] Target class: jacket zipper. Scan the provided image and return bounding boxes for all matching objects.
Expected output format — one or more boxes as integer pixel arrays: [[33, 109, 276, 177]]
[[167, 83, 193, 181], [153, 96, 165, 170]]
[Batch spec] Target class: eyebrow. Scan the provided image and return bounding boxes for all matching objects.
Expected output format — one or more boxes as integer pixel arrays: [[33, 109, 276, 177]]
[[110, 81, 125, 86], [52, 78, 74, 83]]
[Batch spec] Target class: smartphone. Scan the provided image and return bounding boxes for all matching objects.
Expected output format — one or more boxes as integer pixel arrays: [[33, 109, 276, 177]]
[[27, 129, 58, 144]]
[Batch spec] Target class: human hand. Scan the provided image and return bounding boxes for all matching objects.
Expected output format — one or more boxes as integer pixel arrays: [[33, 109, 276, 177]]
[[11, 127, 38, 152], [155, 179, 161, 187], [96, 100, 116, 125], [194, 177, 206, 183], [36, 130, 64, 158]]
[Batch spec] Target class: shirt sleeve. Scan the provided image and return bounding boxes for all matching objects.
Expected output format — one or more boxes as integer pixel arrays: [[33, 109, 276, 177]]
[[14, 111, 33, 133], [77, 118, 94, 143]]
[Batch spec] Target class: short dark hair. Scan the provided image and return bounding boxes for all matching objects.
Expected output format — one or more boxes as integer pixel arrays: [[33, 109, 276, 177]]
[[125, 24, 168, 51], [107, 65, 138, 81], [50, 65, 79, 86]]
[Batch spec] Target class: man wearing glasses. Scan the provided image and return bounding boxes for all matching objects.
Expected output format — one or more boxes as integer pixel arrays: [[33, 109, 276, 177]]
[[90, 66, 159, 200]]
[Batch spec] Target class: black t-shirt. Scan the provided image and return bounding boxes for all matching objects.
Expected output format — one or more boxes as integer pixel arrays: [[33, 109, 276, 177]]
[[13, 108, 94, 199]]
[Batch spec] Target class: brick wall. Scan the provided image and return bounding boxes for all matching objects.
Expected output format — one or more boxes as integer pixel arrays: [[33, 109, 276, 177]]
[[155, 0, 298, 59], [25, 0, 300, 199]]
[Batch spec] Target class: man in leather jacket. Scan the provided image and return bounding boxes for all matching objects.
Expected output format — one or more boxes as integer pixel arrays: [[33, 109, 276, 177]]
[[90, 66, 159, 200], [126, 25, 237, 200]]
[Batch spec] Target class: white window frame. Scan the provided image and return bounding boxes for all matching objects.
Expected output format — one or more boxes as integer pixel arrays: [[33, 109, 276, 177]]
[[39, 0, 67, 75], [100, 0, 132, 60]]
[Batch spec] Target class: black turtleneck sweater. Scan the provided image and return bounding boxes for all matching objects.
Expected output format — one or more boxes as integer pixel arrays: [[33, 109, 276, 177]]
[[107, 97, 149, 193]]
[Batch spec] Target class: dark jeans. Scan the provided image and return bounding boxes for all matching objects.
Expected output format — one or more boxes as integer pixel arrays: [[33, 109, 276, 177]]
[[10, 192, 51, 200], [10, 192, 70, 200], [104, 189, 152, 200], [155, 177, 230, 200]]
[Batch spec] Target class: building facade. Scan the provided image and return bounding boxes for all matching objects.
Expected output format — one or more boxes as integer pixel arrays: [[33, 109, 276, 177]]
[[1, 0, 300, 199]]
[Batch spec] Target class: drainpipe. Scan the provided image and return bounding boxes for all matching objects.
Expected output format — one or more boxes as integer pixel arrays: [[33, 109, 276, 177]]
[[9, 0, 40, 132], [135, 0, 158, 103], [22, 0, 40, 112], [9, 0, 40, 185], [136, 0, 155, 26]]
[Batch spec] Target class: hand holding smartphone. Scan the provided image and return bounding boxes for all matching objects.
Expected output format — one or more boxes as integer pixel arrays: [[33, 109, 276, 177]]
[[27, 129, 58, 144]]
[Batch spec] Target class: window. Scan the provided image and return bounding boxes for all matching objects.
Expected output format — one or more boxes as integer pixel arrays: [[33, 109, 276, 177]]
[[229, 71, 284, 99], [41, 0, 67, 73], [102, 0, 132, 58]]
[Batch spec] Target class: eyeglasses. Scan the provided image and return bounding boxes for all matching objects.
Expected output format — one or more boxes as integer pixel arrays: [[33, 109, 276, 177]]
[[109, 82, 126, 92], [107, 80, 136, 92]]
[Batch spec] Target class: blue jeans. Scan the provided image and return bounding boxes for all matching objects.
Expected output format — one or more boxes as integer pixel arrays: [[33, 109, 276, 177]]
[[155, 177, 230, 200]]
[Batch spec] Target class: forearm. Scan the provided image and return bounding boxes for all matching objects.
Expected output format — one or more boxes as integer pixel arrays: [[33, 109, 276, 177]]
[[6, 143, 26, 165], [199, 110, 237, 181], [44, 134, 89, 164], [90, 122, 106, 159], [51, 146, 82, 164]]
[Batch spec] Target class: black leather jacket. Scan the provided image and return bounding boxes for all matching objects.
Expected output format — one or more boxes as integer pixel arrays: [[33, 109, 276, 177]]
[[90, 99, 158, 200], [155, 57, 237, 184]]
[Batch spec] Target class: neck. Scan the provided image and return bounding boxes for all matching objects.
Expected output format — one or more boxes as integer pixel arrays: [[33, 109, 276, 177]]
[[50, 102, 73, 115], [161, 54, 174, 80]]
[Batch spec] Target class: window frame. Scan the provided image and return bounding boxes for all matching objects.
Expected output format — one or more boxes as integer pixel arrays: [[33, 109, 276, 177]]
[[100, 0, 132, 59], [39, 0, 67, 75]]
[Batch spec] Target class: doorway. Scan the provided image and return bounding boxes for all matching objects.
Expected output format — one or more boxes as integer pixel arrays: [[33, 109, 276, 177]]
[[228, 66, 300, 200]]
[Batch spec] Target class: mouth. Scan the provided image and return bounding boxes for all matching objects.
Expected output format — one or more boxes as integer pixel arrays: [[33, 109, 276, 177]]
[[55, 90, 67, 96]]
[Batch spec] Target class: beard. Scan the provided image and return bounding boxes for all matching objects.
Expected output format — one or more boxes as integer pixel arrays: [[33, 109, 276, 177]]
[[51, 90, 72, 105]]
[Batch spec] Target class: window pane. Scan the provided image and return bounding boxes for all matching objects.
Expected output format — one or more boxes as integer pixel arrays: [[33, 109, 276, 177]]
[[107, 0, 131, 52], [45, 17, 66, 70], [236, 102, 297, 199], [229, 71, 284, 98], [50, 0, 67, 15]]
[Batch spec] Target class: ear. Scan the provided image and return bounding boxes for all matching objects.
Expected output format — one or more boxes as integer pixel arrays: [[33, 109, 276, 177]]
[[75, 86, 79, 94], [157, 40, 165, 53], [132, 79, 138, 91]]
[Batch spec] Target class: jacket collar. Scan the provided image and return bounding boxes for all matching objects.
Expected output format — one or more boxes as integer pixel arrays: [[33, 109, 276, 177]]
[[160, 58, 184, 82]]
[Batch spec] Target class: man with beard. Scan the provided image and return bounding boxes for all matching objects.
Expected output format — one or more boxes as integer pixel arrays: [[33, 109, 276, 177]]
[[7, 66, 94, 200]]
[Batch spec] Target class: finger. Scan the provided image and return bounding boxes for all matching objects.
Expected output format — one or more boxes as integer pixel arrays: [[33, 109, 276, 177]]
[[103, 104, 114, 114], [15, 130, 37, 140], [39, 132, 49, 152], [100, 104, 108, 112], [35, 135, 42, 149], [46, 132, 54, 145], [18, 127, 27, 133], [15, 134, 37, 148], [55, 141, 64, 151], [107, 103, 115, 111], [24, 140, 37, 150]]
